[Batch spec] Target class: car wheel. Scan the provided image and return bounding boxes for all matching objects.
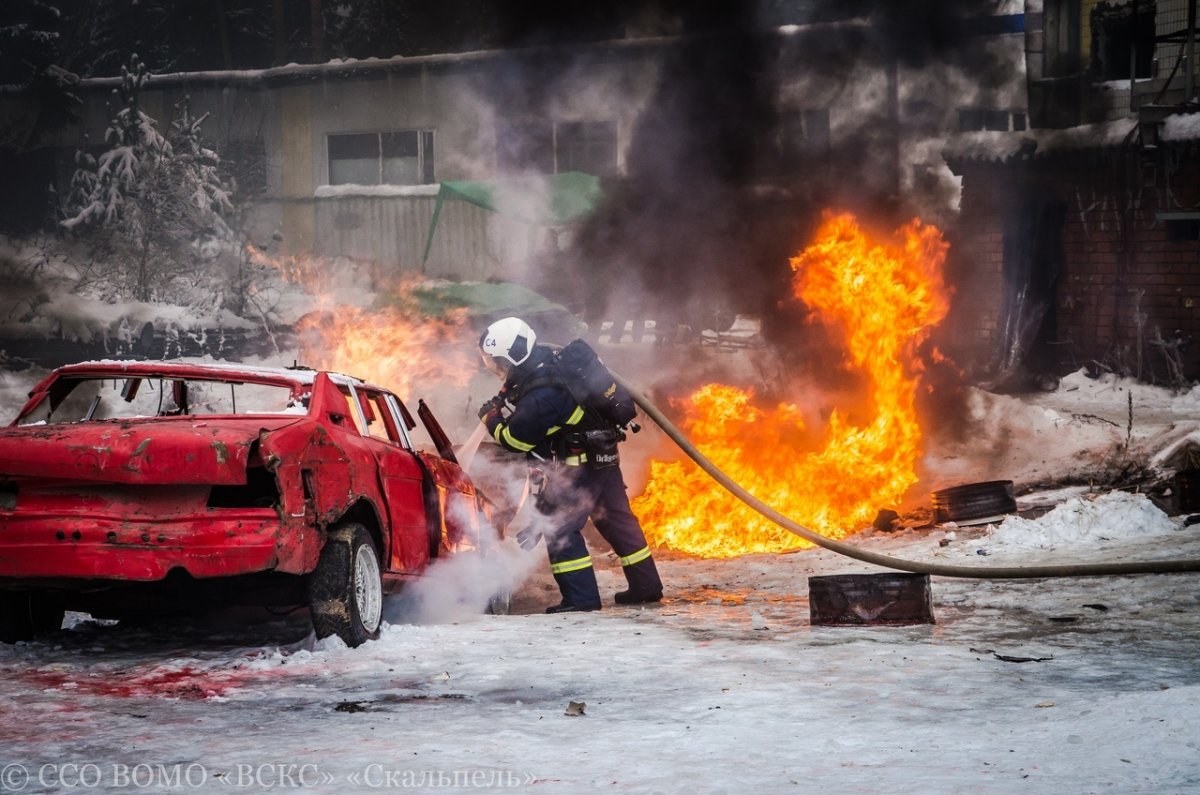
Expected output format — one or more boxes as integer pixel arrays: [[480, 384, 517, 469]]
[[0, 592, 65, 644], [308, 523, 383, 647]]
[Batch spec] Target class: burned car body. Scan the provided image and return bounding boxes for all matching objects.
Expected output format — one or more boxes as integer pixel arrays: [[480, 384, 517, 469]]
[[0, 360, 501, 646]]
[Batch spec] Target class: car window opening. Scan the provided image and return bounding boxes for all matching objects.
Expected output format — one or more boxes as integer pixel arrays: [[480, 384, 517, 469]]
[[82, 395, 101, 422], [120, 378, 140, 402], [16, 376, 299, 425]]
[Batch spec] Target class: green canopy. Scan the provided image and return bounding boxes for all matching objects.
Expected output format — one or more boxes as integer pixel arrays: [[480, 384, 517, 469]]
[[405, 281, 574, 319], [375, 280, 585, 342], [421, 171, 602, 262]]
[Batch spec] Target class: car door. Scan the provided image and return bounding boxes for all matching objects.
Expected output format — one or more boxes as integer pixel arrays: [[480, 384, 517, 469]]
[[394, 396, 488, 555], [340, 384, 429, 574]]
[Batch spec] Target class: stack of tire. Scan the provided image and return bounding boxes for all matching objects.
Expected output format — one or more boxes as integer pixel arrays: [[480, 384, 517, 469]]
[[931, 480, 1017, 524]]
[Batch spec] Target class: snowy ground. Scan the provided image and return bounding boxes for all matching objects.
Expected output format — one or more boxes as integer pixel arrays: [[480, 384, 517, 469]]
[[2, 364, 1200, 793]]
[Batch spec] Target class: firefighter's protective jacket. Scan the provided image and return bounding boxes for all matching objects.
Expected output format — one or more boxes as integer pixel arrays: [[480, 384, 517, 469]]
[[484, 345, 586, 460]]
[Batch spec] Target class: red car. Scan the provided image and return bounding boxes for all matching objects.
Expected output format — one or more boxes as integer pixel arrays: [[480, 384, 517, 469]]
[[0, 360, 503, 646]]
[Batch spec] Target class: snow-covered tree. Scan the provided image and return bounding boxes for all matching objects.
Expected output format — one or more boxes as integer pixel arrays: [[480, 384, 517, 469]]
[[61, 56, 236, 304], [168, 101, 235, 227]]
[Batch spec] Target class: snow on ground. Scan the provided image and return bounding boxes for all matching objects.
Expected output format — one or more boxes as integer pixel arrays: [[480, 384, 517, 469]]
[[919, 368, 1200, 498], [2, 364, 1200, 792], [1, 517, 1198, 793]]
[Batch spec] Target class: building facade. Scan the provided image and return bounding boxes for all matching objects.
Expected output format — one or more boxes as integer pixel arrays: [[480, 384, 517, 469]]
[[946, 0, 1200, 385]]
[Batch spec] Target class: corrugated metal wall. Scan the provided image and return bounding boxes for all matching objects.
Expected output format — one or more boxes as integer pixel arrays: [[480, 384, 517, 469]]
[[312, 195, 532, 281]]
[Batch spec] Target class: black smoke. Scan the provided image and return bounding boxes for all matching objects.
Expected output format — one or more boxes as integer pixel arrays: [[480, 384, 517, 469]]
[[573, 3, 793, 342], [554, 1, 1017, 373], [479, 1, 1022, 389]]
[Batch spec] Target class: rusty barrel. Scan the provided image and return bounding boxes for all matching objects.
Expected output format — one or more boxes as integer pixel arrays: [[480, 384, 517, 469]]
[[808, 572, 934, 626]]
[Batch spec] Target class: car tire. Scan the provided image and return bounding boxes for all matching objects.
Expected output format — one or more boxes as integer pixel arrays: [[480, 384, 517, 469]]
[[931, 480, 1017, 524], [308, 523, 383, 647], [0, 592, 65, 644]]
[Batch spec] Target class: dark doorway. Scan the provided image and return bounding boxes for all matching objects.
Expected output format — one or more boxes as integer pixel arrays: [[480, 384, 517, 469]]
[[991, 198, 1067, 390]]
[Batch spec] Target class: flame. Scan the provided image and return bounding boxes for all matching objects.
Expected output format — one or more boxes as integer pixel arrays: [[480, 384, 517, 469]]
[[246, 243, 342, 294], [635, 211, 950, 557], [297, 304, 473, 398], [246, 244, 475, 397]]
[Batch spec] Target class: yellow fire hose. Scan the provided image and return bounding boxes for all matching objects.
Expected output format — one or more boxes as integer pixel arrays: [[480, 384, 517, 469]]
[[613, 372, 1200, 578]]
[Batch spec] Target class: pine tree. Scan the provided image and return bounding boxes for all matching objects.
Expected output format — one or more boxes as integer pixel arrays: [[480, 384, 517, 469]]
[[62, 55, 236, 304]]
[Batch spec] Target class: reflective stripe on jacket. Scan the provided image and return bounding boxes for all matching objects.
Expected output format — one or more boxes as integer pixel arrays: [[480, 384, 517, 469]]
[[484, 359, 586, 459]]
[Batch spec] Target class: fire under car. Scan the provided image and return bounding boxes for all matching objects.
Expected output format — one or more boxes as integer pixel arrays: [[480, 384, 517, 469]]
[[0, 359, 505, 647]]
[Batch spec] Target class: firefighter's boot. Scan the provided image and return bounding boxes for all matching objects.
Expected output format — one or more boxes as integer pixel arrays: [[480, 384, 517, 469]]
[[614, 552, 663, 605]]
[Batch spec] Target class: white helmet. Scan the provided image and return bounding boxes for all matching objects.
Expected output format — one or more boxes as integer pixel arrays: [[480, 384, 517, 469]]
[[479, 317, 536, 372]]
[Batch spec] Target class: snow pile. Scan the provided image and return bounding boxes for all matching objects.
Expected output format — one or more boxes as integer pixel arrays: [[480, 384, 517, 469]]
[[943, 119, 1137, 163], [1047, 368, 1192, 423], [1169, 381, 1200, 412], [29, 293, 254, 342], [988, 491, 1177, 550], [1054, 367, 1140, 402], [1149, 425, 1200, 470], [921, 384, 1124, 489], [1163, 111, 1200, 142]]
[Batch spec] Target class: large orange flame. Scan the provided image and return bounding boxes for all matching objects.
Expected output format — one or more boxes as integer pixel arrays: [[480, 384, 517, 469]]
[[635, 212, 950, 557], [247, 244, 474, 397], [297, 305, 473, 398]]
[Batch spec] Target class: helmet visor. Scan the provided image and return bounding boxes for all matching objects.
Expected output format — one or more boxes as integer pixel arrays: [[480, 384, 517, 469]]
[[481, 350, 510, 380]]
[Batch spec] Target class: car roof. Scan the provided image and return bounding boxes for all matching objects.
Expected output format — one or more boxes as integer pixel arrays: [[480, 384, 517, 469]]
[[52, 359, 381, 391]]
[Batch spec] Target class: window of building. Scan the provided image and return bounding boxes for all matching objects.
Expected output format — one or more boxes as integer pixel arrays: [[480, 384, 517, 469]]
[[1160, 213, 1200, 242], [557, 121, 618, 175], [1044, 0, 1082, 78], [220, 138, 267, 195], [958, 109, 1026, 132], [1092, 2, 1156, 81], [327, 130, 435, 186], [495, 120, 617, 174]]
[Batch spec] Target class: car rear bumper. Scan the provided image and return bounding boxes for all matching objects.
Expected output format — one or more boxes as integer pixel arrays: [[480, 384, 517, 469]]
[[0, 510, 315, 582]]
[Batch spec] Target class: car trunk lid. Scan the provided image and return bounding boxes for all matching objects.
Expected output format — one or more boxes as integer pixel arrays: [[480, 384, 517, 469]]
[[0, 416, 304, 485]]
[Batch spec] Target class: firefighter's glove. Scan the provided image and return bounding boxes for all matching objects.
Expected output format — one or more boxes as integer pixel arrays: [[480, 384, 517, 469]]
[[516, 527, 543, 551], [477, 397, 503, 424]]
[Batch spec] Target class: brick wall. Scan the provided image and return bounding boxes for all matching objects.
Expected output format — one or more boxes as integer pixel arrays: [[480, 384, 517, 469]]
[[940, 162, 1011, 374], [946, 146, 1200, 382]]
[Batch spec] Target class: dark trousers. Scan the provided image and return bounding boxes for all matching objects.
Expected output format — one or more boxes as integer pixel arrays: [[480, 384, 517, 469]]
[[542, 464, 663, 607]]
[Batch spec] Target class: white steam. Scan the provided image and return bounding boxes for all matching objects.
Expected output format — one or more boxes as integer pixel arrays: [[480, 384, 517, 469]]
[[383, 538, 541, 625], [384, 442, 562, 625]]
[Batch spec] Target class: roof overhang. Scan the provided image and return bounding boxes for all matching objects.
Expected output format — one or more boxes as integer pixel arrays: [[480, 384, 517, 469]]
[[944, 107, 1200, 171]]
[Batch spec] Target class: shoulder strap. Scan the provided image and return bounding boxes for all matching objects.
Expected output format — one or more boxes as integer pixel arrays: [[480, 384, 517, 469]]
[[508, 362, 566, 402], [513, 358, 611, 430]]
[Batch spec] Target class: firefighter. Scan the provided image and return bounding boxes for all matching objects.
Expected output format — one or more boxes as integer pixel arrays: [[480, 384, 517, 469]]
[[477, 316, 664, 613]]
